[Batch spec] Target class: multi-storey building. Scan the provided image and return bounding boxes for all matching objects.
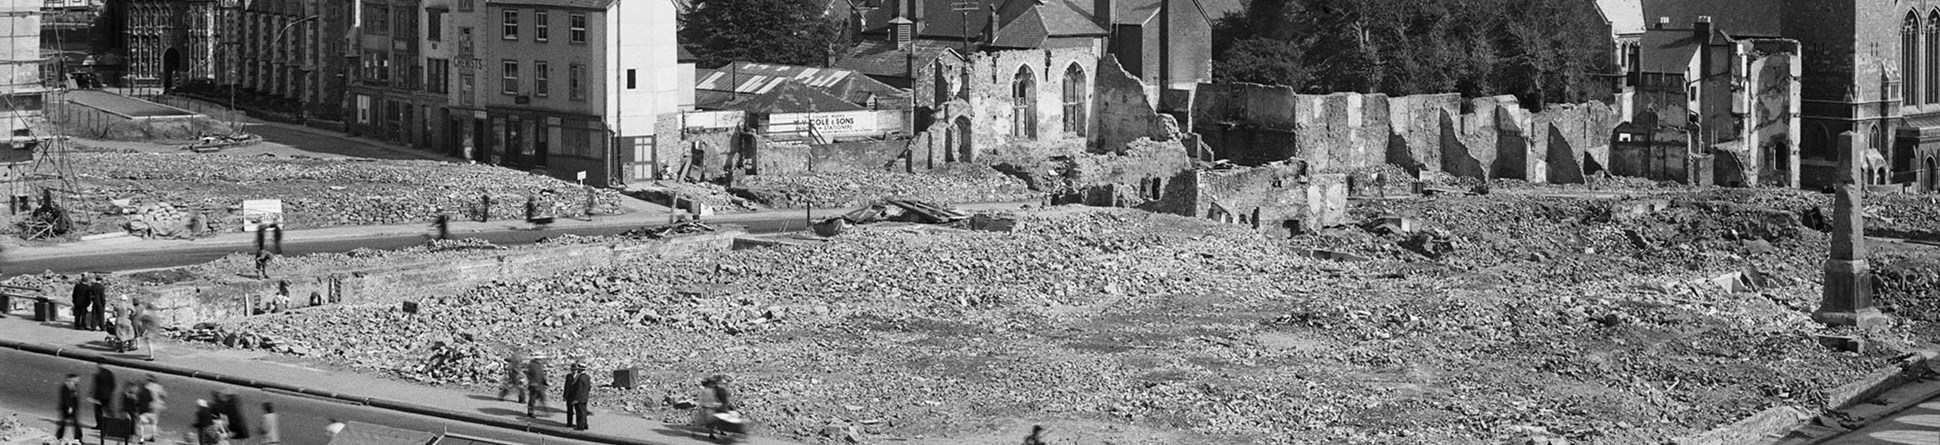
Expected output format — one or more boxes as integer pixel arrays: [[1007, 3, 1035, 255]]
[[468, 0, 688, 186], [229, 0, 330, 118], [347, 0, 446, 150], [2, 0, 44, 150], [122, 0, 214, 90]]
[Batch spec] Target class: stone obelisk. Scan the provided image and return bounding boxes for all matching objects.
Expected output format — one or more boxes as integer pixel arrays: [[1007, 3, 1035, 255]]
[[1812, 131, 1889, 329]]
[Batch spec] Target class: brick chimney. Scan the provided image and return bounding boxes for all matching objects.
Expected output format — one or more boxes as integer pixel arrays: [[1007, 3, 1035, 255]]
[[1694, 15, 1712, 43], [983, 4, 998, 45], [1655, 16, 1669, 30], [911, 0, 925, 35]]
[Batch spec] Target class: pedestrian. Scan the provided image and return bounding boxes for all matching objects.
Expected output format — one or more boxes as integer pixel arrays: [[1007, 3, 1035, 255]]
[[324, 418, 344, 437], [434, 213, 451, 240], [191, 399, 228, 445], [136, 374, 166, 443], [56, 374, 83, 441], [91, 364, 117, 423], [1022, 425, 1048, 445], [255, 248, 274, 279], [136, 302, 160, 361], [478, 193, 493, 222], [257, 403, 279, 445], [71, 274, 92, 330], [496, 351, 526, 403], [524, 193, 540, 222], [564, 362, 591, 430], [88, 274, 108, 331], [524, 356, 549, 417], [690, 374, 739, 439], [214, 390, 250, 441]]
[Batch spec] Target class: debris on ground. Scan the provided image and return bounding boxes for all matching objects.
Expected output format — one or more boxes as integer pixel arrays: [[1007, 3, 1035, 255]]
[[731, 163, 1039, 208]]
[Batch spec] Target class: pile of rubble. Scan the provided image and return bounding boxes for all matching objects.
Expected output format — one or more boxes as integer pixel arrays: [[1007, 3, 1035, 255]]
[[731, 164, 1039, 208], [629, 181, 762, 213], [119, 201, 211, 238], [22, 152, 630, 237], [174, 192, 1916, 444]]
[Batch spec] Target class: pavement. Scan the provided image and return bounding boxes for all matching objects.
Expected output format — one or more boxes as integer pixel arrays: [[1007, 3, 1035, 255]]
[[0, 305, 806, 445]]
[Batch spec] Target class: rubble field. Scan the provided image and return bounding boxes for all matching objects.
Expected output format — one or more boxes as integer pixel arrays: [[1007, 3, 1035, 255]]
[[159, 184, 1940, 444], [10, 150, 631, 238], [730, 163, 1040, 208]]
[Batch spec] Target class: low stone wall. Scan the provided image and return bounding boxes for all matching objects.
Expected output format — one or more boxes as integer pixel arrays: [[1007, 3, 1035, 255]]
[[134, 230, 746, 327]]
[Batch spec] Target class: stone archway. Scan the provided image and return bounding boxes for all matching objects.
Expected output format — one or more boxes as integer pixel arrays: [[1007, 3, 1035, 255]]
[[1916, 156, 1932, 191], [953, 115, 972, 163], [161, 47, 182, 91]]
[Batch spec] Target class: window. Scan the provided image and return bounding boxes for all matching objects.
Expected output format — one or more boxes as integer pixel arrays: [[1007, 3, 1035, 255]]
[[502, 9, 518, 39], [626, 69, 635, 89], [502, 60, 519, 94], [535, 10, 548, 41], [1927, 11, 1939, 104], [535, 61, 549, 96], [1906, 13, 1919, 105], [569, 63, 585, 100], [569, 14, 586, 43], [394, 6, 415, 37], [458, 0, 472, 12], [459, 73, 475, 106], [427, 58, 449, 93], [563, 125, 590, 157], [458, 26, 473, 56], [426, 9, 444, 41], [363, 3, 389, 35], [1011, 66, 1037, 139], [1062, 63, 1087, 137], [365, 51, 391, 83]]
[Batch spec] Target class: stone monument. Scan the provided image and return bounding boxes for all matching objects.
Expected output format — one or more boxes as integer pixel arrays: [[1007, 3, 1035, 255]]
[[1812, 131, 1890, 329]]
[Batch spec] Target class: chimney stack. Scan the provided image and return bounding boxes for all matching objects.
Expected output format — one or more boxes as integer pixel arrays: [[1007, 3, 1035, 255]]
[[1095, 0, 1113, 27], [984, 5, 998, 45], [1694, 15, 1712, 43], [1656, 16, 1669, 30], [912, 0, 925, 35]]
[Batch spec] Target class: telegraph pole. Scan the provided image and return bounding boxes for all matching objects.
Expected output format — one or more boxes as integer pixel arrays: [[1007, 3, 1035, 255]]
[[952, 0, 977, 55]]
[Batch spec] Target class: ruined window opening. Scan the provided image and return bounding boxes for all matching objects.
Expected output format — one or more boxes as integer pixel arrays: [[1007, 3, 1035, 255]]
[[1012, 66, 1038, 139], [932, 63, 951, 106], [1927, 11, 1940, 104], [1062, 63, 1087, 137], [1147, 178, 1163, 200], [1250, 208, 1261, 230], [1906, 12, 1921, 105]]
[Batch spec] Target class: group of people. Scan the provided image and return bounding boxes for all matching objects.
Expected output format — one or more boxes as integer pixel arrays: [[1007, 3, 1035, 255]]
[[496, 354, 595, 430], [57, 365, 281, 445], [70, 274, 155, 354]]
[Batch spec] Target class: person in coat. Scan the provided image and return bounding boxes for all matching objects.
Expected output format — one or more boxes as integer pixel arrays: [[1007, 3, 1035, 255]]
[[191, 399, 226, 445], [257, 403, 280, 445], [56, 374, 83, 440], [88, 275, 107, 331], [91, 364, 117, 423], [213, 390, 249, 441], [564, 362, 592, 430], [524, 357, 549, 417], [136, 374, 166, 443], [71, 275, 92, 330], [112, 296, 136, 351], [497, 351, 526, 403]]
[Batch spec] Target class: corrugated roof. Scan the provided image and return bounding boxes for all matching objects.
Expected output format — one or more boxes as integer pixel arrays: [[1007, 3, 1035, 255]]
[[325, 423, 438, 445], [695, 62, 907, 106], [1639, 0, 1780, 38], [724, 80, 869, 113], [1596, 0, 1645, 36]]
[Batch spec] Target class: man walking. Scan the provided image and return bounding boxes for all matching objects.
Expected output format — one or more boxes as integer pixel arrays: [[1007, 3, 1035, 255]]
[[524, 356, 549, 417], [91, 364, 117, 424], [136, 374, 166, 443], [497, 351, 526, 403], [564, 362, 591, 430], [56, 374, 83, 441], [254, 248, 275, 279]]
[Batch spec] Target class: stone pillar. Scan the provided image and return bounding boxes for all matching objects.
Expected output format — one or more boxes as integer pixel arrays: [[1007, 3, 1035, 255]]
[[1812, 130, 1889, 329]]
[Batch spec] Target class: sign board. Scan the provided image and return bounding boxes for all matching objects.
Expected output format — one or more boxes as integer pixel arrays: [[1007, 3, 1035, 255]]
[[683, 110, 746, 130], [765, 111, 886, 139], [241, 199, 283, 232], [576, 171, 587, 181]]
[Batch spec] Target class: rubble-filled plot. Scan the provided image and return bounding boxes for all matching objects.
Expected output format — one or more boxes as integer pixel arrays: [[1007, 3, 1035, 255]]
[[729, 163, 1040, 208], [12, 151, 631, 237], [170, 185, 1940, 444]]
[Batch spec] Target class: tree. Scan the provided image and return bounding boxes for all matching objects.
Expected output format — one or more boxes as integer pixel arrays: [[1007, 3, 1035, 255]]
[[680, 0, 850, 69]]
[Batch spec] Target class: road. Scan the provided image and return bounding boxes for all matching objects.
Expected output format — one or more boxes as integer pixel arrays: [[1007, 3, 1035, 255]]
[[241, 124, 433, 161], [0, 348, 606, 445], [0, 217, 800, 278]]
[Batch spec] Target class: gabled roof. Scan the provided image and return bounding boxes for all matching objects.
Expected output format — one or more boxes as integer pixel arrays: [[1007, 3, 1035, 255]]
[[987, 7, 1050, 48], [1596, 0, 1645, 36], [694, 62, 907, 106], [483, 0, 614, 9], [723, 80, 869, 113], [1639, 0, 1780, 39], [857, 0, 1103, 41], [678, 46, 697, 63], [833, 39, 964, 79], [1636, 28, 1702, 74]]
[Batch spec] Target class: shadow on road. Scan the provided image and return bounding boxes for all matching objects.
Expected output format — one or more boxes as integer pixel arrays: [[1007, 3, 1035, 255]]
[[465, 394, 504, 402]]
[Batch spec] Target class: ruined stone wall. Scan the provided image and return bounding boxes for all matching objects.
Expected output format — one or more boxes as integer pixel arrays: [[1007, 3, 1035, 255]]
[[1156, 165, 1347, 238], [1192, 85, 1623, 183], [1095, 55, 1181, 154], [753, 139, 911, 175]]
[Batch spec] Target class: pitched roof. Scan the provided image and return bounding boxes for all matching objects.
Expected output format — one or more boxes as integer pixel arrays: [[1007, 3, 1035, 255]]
[[1596, 0, 1645, 36], [483, 0, 614, 9], [678, 46, 697, 63], [858, 0, 1102, 41], [1639, 0, 1780, 38], [694, 62, 907, 106], [325, 423, 438, 445], [987, 7, 1051, 48], [833, 39, 963, 79], [1636, 28, 1701, 74], [724, 80, 869, 113]]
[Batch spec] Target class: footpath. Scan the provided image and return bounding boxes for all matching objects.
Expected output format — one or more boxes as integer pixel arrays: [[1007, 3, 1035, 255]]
[[0, 301, 808, 445]]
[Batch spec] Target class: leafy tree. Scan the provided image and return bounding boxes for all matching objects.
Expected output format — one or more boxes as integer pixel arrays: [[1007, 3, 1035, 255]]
[[1211, 0, 1615, 105], [680, 0, 850, 69]]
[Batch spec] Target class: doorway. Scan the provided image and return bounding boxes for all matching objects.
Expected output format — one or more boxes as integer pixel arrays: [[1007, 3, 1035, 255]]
[[1926, 156, 1937, 192]]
